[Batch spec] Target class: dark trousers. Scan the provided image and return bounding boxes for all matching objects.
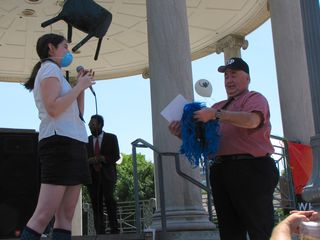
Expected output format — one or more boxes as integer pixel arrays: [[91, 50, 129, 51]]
[[87, 172, 118, 234], [210, 156, 279, 240]]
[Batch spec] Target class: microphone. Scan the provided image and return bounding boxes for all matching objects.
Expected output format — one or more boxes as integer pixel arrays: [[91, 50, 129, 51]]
[[76, 65, 96, 96], [76, 65, 98, 115]]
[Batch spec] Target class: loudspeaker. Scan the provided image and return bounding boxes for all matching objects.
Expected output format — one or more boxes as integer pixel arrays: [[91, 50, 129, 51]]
[[0, 130, 39, 238]]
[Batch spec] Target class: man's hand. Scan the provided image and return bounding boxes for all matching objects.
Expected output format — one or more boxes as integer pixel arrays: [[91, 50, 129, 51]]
[[88, 156, 106, 164], [96, 155, 106, 164], [194, 108, 216, 123], [87, 157, 96, 164], [169, 121, 181, 138]]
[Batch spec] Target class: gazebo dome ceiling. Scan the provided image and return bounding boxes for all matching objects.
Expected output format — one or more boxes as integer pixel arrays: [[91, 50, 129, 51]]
[[0, 0, 269, 82]]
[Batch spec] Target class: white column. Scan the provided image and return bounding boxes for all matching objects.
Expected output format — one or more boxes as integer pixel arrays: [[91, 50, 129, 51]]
[[299, 0, 320, 210], [146, 0, 215, 237], [269, 0, 315, 144], [216, 34, 248, 62]]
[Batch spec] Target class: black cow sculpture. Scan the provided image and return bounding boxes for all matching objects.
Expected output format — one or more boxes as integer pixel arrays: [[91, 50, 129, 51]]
[[41, 0, 112, 60]]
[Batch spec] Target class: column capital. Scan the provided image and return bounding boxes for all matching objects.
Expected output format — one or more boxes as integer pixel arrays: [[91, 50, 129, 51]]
[[56, 0, 64, 7], [216, 34, 248, 55], [142, 67, 150, 79]]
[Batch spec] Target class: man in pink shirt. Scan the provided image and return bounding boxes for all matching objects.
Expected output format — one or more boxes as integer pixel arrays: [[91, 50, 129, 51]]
[[169, 58, 279, 240]]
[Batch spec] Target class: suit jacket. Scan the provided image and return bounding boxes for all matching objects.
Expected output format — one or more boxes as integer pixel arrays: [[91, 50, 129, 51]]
[[87, 132, 120, 182]]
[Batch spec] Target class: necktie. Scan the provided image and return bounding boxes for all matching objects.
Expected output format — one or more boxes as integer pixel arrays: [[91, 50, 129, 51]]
[[221, 97, 234, 110], [94, 138, 100, 156], [93, 138, 101, 172]]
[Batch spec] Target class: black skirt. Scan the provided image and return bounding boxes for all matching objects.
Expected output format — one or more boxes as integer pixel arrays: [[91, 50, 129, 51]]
[[38, 135, 91, 185]]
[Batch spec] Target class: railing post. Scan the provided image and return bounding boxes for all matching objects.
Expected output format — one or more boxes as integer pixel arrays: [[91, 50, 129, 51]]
[[204, 159, 213, 222], [283, 140, 297, 210], [119, 207, 123, 233], [157, 154, 167, 233], [132, 145, 141, 233]]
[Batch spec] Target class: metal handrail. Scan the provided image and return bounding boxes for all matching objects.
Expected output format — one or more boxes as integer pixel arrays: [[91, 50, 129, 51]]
[[131, 138, 214, 238], [131, 138, 170, 238], [271, 135, 297, 211], [173, 154, 213, 221]]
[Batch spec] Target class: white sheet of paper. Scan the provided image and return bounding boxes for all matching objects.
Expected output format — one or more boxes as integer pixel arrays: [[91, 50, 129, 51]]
[[160, 94, 189, 122]]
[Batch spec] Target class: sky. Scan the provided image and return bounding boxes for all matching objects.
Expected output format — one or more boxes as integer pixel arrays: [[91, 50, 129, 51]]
[[0, 19, 282, 161]]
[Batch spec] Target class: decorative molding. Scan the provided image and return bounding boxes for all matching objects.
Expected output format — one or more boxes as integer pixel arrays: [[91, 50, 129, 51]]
[[142, 67, 150, 79], [216, 35, 248, 54]]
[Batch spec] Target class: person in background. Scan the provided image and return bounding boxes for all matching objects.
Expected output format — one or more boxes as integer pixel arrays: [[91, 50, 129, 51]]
[[271, 210, 319, 240], [169, 58, 279, 240], [21, 33, 94, 240], [87, 115, 120, 234]]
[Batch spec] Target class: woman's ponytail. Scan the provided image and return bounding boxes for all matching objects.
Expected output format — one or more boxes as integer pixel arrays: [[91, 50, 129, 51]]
[[24, 61, 42, 91]]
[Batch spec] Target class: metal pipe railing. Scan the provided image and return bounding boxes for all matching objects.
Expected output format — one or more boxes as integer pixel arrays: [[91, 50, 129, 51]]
[[173, 154, 213, 221], [271, 135, 297, 210], [131, 139, 163, 235], [131, 138, 214, 238]]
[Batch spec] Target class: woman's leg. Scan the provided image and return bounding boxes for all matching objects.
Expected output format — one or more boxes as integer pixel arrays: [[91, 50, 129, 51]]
[[21, 184, 66, 238], [53, 185, 81, 231]]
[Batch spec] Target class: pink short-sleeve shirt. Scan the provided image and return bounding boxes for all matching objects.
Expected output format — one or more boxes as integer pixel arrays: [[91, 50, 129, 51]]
[[213, 90, 274, 157]]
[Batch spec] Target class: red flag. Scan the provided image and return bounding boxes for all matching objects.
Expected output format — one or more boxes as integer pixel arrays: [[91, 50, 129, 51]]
[[287, 142, 313, 194]]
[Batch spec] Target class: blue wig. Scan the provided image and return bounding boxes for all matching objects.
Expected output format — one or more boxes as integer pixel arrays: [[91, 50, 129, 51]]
[[180, 102, 220, 168]]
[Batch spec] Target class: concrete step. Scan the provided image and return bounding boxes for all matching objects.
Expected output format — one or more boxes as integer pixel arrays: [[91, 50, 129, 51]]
[[1, 233, 145, 240], [72, 233, 145, 240]]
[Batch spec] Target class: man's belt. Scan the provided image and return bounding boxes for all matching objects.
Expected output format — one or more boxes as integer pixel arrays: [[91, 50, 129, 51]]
[[213, 154, 270, 164]]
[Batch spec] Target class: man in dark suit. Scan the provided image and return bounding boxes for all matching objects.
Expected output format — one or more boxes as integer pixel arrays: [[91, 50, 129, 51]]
[[87, 115, 120, 234]]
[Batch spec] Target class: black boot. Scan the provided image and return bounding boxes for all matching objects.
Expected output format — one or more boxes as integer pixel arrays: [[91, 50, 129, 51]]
[[20, 226, 41, 240], [52, 228, 71, 240]]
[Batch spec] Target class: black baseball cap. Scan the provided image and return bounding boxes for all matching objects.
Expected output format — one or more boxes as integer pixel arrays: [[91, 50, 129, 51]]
[[218, 57, 250, 74]]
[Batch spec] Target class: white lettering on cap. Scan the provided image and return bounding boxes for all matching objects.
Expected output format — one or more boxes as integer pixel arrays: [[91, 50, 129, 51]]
[[226, 59, 235, 65]]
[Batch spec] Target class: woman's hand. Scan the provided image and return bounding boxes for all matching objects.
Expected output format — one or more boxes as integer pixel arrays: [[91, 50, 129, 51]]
[[76, 68, 95, 91]]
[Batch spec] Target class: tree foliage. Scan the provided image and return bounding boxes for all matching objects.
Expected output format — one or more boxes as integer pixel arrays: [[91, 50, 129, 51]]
[[82, 153, 155, 203], [115, 153, 155, 202]]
